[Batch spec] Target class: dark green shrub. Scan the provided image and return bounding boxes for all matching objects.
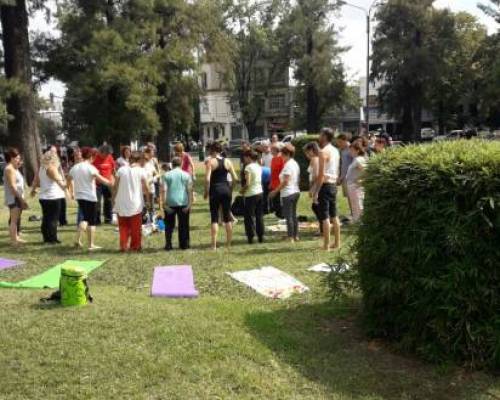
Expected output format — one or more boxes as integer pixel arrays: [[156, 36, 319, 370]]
[[358, 140, 500, 370], [292, 135, 319, 191]]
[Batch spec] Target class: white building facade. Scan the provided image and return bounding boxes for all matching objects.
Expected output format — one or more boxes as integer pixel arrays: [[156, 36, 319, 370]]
[[199, 64, 247, 144], [359, 77, 433, 138]]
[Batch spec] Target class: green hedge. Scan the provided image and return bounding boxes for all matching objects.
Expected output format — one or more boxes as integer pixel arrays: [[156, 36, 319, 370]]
[[358, 140, 500, 369], [292, 135, 319, 191]]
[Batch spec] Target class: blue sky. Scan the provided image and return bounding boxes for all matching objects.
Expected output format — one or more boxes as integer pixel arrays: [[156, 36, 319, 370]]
[[337, 0, 498, 81]]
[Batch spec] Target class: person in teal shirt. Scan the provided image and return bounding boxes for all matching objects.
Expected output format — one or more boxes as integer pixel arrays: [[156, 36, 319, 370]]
[[160, 157, 193, 250]]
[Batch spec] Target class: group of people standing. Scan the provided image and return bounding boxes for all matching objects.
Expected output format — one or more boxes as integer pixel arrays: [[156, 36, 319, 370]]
[[3, 127, 386, 252], [2, 142, 195, 252]]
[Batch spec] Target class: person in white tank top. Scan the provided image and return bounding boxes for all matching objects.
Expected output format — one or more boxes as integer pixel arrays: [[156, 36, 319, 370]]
[[32, 151, 68, 244], [316, 127, 341, 251]]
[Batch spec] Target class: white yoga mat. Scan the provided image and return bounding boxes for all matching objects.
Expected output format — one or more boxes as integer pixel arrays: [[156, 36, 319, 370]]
[[227, 267, 309, 299], [267, 225, 287, 233]]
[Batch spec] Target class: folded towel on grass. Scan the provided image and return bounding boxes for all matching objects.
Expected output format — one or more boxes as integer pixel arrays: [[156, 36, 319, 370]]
[[227, 267, 309, 299]]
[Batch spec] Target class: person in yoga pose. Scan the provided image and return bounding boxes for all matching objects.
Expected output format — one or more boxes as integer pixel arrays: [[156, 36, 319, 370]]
[[204, 142, 238, 250], [67, 147, 112, 250]]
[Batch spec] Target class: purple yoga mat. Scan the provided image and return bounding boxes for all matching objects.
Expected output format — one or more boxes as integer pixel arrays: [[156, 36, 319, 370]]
[[151, 266, 199, 298], [0, 258, 25, 271]]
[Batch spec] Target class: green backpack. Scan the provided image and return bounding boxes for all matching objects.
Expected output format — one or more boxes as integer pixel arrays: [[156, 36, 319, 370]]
[[41, 266, 93, 306]]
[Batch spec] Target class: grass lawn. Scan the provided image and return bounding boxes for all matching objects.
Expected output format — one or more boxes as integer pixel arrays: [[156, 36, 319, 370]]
[[0, 167, 499, 399]]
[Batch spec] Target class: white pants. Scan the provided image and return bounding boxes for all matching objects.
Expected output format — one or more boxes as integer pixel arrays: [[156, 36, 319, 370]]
[[347, 183, 364, 222]]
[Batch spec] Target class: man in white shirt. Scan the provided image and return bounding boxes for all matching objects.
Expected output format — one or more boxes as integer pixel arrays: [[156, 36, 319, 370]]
[[315, 127, 341, 251]]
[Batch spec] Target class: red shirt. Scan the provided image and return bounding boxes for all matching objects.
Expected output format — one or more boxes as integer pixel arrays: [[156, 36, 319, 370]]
[[270, 155, 285, 190], [181, 152, 193, 175], [93, 154, 116, 179]]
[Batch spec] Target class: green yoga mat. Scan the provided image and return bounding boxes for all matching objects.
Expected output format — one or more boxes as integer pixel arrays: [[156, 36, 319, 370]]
[[0, 260, 105, 289]]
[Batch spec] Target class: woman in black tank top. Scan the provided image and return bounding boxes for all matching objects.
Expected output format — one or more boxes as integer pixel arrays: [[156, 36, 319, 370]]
[[204, 142, 238, 250], [210, 158, 230, 193]]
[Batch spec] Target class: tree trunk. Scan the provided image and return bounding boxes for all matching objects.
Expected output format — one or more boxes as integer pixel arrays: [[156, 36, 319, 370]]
[[401, 100, 413, 142], [437, 101, 445, 135], [411, 93, 423, 143], [0, 0, 42, 183], [305, 28, 319, 133], [156, 83, 171, 162]]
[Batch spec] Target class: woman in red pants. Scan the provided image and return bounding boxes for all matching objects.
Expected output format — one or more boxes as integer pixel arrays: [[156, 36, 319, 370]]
[[113, 152, 150, 252]]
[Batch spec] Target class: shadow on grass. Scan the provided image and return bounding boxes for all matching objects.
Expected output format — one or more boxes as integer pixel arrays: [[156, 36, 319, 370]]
[[30, 302, 62, 311], [245, 302, 495, 400]]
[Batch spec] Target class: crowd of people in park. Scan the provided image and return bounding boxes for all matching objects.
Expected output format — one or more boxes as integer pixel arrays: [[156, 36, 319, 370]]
[[2, 128, 391, 251]]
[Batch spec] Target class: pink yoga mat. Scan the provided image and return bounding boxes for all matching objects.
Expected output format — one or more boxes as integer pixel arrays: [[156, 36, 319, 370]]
[[151, 266, 199, 298], [0, 258, 25, 271]]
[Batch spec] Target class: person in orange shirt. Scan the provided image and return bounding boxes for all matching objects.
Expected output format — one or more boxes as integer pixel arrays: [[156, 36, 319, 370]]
[[269, 144, 285, 219], [93, 144, 116, 224]]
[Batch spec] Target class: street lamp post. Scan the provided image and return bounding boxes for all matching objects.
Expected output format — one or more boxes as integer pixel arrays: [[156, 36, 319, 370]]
[[340, 0, 384, 134]]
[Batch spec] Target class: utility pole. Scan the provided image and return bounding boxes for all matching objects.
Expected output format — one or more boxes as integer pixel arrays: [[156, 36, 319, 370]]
[[340, 0, 385, 134]]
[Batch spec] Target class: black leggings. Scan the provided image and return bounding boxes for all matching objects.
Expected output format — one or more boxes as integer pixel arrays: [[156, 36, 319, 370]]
[[40, 199, 63, 243], [243, 194, 264, 243], [209, 185, 232, 224]]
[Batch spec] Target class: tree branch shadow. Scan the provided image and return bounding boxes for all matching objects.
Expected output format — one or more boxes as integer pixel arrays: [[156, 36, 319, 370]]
[[244, 302, 496, 400]]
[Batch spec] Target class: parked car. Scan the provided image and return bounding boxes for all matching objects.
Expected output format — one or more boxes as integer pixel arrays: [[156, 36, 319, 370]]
[[251, 136, 269, 145], [420, 128, 435, 141], [281, 132, 307, 144], [434, 130, 464, 141]]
